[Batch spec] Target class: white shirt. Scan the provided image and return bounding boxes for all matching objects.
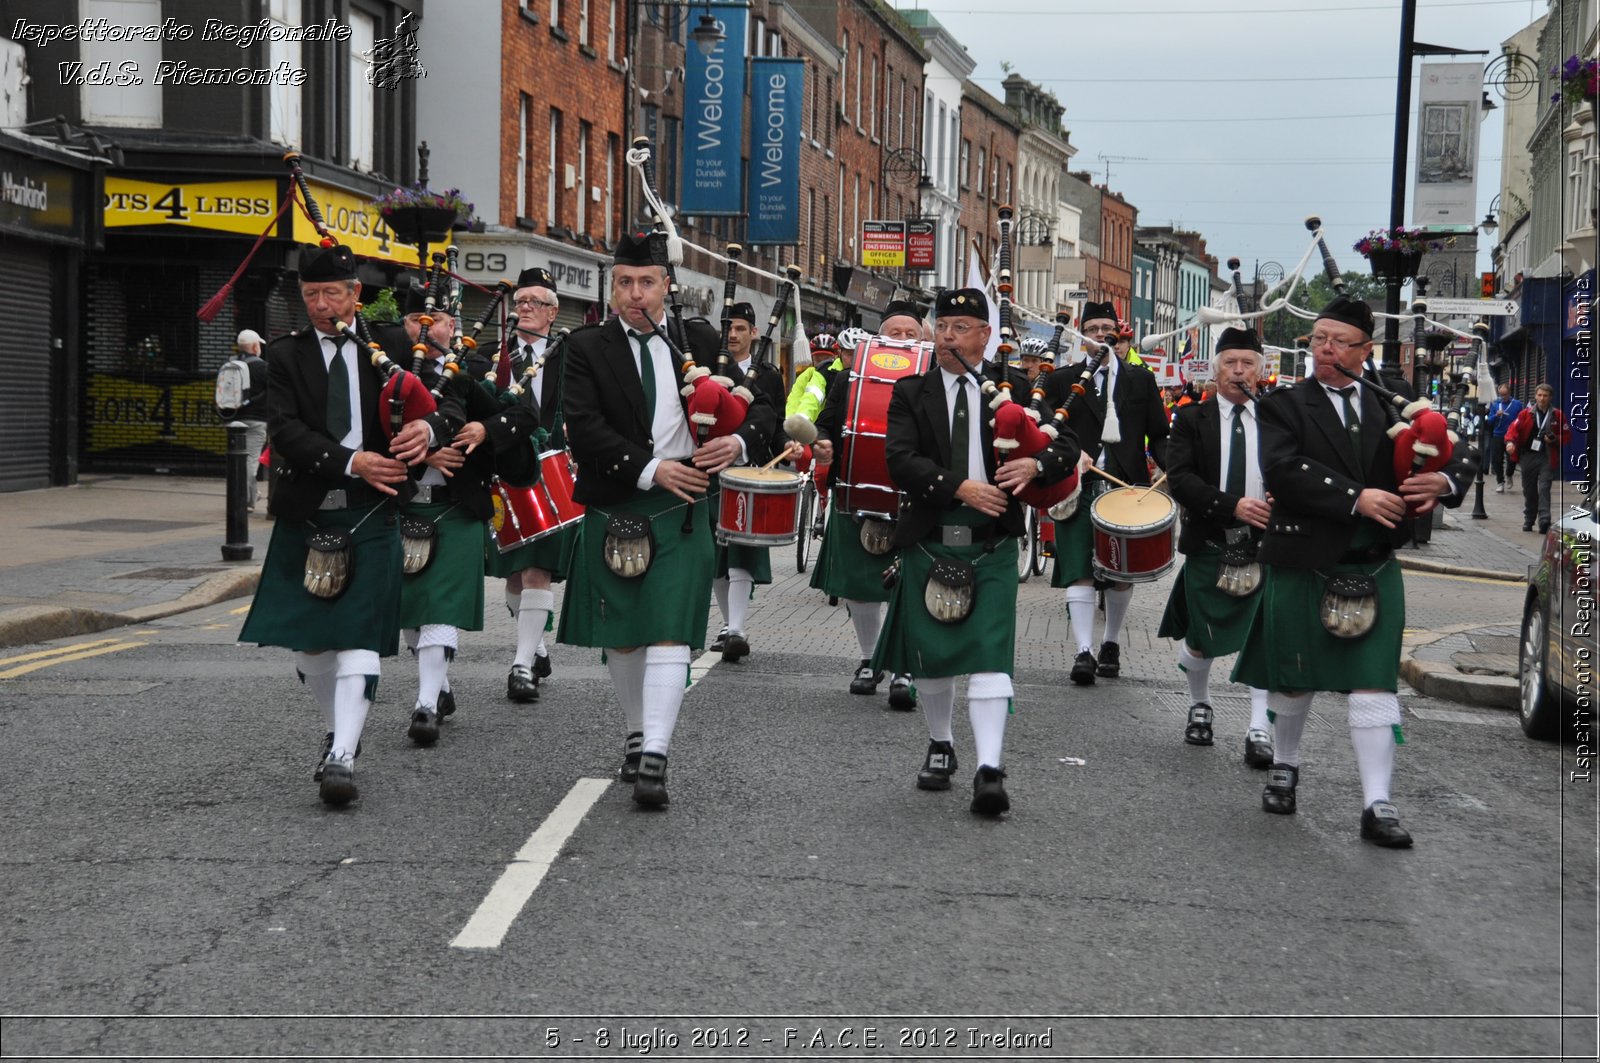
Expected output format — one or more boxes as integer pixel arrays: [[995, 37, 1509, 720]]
[[516, 333, 549, 409], [628, 318, 696, 490], [1323, 379, 1363, 430], [316, 331, 364, 472], [939, 367, 987, 483], [1216, 394, 1264, 502]]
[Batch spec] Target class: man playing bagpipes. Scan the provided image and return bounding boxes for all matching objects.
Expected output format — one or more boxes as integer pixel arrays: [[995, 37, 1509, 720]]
[[1231, 296, 1474, 849], [871, 288, 1079, 816], [557, 232, 777, 808], [239, 245, 446, 806]]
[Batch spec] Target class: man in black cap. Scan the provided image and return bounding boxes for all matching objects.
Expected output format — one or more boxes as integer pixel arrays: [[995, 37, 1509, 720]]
[[872, 287, 1080, 815], [557, 231, 776, 807], [1232, 295, 1472, 848], [1043, 300, 1170, 685], [1157, 327, 1275, 766], [239, 244, 444, 806]]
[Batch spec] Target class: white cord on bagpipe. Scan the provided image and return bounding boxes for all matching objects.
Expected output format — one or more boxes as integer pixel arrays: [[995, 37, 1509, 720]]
[[1139, 230, 1324, 353]]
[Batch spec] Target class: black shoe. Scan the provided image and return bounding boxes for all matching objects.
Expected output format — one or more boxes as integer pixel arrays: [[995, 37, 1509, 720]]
[[407, 707, 440, 746], [710, 627, 729, 653], [888, 674, 917, 710], [318, 753, 358, 806], [1095, 641, 1121, 677], [507, 664, 539, 703], [1360, 801, 1414, 848], [970, 766, 1011, 816], [633, 752, 669, 808], [437, 689, 457, 719], [1522, 523, 1534, 532], [1538, 520, 1550, 535], [1184, 702, 1214, 746], [533, 652, 552, 680], [1070, 650, 1097, 686], [849, 660, 883, 695], [916, 741, 958, 791], [721, 631, 750, 663], [619, 732, 644, 783], [1243, 728, 1274, 769], [313, 733, 362, 781], [1262, 763, 1298, 815]]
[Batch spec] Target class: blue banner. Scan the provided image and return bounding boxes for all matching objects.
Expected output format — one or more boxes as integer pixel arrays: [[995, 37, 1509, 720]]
[[746, 57, 803, 244], [681, 1, 747, 216]]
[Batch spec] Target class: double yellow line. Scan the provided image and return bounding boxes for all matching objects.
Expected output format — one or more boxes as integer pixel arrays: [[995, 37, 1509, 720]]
[[0, 637, 145, 679]]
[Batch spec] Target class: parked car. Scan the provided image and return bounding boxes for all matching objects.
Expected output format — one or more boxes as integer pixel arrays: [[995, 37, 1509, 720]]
[[1518, 489, 1599, 739]]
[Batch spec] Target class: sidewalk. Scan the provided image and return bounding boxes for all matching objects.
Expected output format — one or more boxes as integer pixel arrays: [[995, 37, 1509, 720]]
[[0, 473, 1539, 713]]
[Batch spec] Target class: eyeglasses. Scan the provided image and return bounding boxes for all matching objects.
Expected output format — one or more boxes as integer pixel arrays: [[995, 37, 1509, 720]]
[[1081, 324, 1116, 337], [933, 321, 981, 337], [1308, 332, 1371, 353], [513, 297, 558, 309]]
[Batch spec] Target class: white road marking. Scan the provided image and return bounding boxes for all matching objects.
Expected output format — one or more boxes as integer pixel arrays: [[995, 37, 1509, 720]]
[[687, 649, 717, 690], [450, 777, 612, 950]]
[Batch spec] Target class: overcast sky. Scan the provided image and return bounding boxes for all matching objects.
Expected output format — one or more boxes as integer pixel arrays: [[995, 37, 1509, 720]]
[[893, 0, 1552, 283]]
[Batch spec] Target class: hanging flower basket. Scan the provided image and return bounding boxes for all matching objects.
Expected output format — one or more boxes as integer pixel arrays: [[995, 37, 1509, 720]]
[[1354, 228, 1443, 282], [1366, 248, 1424, 281], [1551, 55, 1600, 107], [369, 184, 475, 245]]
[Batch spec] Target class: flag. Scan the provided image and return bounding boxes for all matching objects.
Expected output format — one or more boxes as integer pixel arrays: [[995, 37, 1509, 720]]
[[965, 242, 1000, 362]]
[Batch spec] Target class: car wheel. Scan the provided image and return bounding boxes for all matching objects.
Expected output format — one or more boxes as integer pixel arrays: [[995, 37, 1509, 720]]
[[1518, 593, 1559, 740]]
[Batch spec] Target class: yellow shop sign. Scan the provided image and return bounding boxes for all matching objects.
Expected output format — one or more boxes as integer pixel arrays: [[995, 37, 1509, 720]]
[[103, 176, 279, 236], [293, 179, 425, 265]]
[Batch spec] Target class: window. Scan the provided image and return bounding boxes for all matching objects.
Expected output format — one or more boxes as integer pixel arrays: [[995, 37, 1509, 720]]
[[936, 102, 946, 190], [883, 64, 891, 145], [840, 32, 849, 122], [548, 108, 562, 224], [852, 173, 861, 256], [855, 44, 864, 128], [837, 164, 845, 258], [826, 76, 835, 148], [869, 60, 878, 139], [1568, 137, 1596, 233], [82, 0, 160, 126], [960, 139, 970, 189], [898, 77, 906, 148], [976, 146, 986, 200], [807, 188, 816, 272], [517, 94, 531, 218], [578, 0, 589, 45], [606, 0, 617, 60], [551, 0, 561, 28], [346, 10, 375, 170], [810, 69, 818, 141], [605, 134, 618, 243], [752, 16, 764, 56], [923, 91, 933, 165], [267, 0, 302, 147], [576, 120, 590, 234], [661, 114, 680, 202]]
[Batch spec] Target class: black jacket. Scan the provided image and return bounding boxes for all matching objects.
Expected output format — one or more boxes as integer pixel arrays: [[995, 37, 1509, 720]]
[[1167, 398, 1253, 554], [1042, 355, 1168, 485]]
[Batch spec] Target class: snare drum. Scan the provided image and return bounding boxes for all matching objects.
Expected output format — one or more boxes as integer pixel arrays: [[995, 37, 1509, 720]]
[[836, 338, 932, 519], [1090, 486, 1177, 583], [717, 467, 803, 546], [492, 450, 585, 552]]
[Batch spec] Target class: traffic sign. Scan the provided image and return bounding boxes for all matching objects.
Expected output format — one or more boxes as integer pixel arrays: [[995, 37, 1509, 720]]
[[1421, 297, 1518, 316]]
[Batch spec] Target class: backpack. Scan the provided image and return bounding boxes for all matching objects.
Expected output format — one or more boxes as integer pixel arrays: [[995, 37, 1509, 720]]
[[215, 357, 251, 418]]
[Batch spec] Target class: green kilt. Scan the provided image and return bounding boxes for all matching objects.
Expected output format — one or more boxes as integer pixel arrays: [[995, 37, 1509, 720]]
[[809, 507, 893, 602], [557, 487, 714, 649], [1230, 557, 1404, 693], [485, 520, 576, 581], [398, 501, 485, 631], [1157, 545, 1263, 657], [708, 480, 772, 584], [239, 503, 402, 655], [1049, 479, 1103, 587], [871, 510, 1018, 679]]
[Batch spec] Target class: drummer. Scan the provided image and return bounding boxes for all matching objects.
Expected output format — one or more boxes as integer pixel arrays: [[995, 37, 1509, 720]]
[[1155, 327, 1274, 767], [711, 301, 783, 663], [872, 287, 1079, 814], [808, 302, 927, 709], [1042, 301, 1170, 685]]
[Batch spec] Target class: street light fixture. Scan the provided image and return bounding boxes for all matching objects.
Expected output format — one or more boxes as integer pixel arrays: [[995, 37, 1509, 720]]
[[1479, 193, 1502, 236], [689, 13, 724, 56]]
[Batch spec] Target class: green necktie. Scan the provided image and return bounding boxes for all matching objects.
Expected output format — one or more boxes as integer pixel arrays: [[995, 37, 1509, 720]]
[[326, 337, 352, 442], [631, 331, 656, 414], [950, 381, 970, 481], [1338, 387, 1361, 464], [1225, 403, 1247, 497]]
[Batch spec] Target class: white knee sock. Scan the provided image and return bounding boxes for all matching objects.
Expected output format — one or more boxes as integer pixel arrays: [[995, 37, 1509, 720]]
[[1065, 585, 1097, 654], [504, 585, 520, 618], [641, 645, 692, 756], [725, 568, 753, 635], [294, 651, 339, 732], [331, 649, 379, 757], [515, 588, 554, 668], [846, 599, 883, 659], [1350, 725, 1396, 807], [1247, 688, 1271, 733], [1102, 587, 1133, 644], [968, 672, 1014, 770], [1267, 691, 1313, 767], [713, 576, 730, 626], [917, 675, 956, 743], [605, 648, 647, 734], [1176, 642, 1212, 703]]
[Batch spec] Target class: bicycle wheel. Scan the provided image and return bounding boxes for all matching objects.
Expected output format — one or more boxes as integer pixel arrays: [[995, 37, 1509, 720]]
[[795, 481, 815, 573], [1030, 512, 1046, 576], [1017, 507, 1035, 583]]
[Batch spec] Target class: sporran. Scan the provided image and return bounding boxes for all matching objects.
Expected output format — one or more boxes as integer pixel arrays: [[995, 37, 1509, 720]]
[[400, 516, 439, 575], [924, 556, 977, 623], [303, 528, 353, 599], [602, 512, 654, 579], [859, 517, 895, 555], [1319, 571, 1379, 639], [1215, 541, 1262, 598]]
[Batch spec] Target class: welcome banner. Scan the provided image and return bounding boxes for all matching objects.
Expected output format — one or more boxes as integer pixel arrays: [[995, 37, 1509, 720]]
[[681, 1, 748, 216], [747, 56, 803, 243]]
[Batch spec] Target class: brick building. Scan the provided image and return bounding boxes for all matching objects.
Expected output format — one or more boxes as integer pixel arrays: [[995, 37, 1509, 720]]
[[956, 80, 1019, 290], [1098, 185, 1136, 317]]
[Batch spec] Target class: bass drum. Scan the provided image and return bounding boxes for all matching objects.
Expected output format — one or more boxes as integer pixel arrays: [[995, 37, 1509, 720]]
[[835, 337, 933, 519]]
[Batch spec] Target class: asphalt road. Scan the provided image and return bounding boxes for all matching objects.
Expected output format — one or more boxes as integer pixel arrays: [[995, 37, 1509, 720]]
[[1, 568, 1595, 1061]]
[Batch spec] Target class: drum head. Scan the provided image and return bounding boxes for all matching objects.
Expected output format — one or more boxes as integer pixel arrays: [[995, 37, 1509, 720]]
[[1092, 486, 1176, 533]]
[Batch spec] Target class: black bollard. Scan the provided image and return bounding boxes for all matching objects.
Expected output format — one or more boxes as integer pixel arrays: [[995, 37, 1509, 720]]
[[1470, 408, 1490, 519], [222, 421, 253, 561]]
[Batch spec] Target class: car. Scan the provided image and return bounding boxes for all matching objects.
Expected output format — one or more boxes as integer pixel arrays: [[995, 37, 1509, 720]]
[[1518, 488, 1598, 739]]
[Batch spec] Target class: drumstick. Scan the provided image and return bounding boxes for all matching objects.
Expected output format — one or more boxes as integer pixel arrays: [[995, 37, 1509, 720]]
[[1086, 466, 1136, 490], [1139, 472, 1169, 500], [759, 440, 802, 472]]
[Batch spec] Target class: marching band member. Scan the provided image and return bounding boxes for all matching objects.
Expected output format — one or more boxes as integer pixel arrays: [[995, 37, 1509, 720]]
[[784, 333, 843, 421], [1042, 301, 1170, 685], [1231, 296, 1472, 848], [710, 301, 783, 662], [1156, 327, 1274, 767], [239, 245, 438, 806], [809, 302, 927, 708], [557, 233, 775, 807], [872, 288, 1079, 815]]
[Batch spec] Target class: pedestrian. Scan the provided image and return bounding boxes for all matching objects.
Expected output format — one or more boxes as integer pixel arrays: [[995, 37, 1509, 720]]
[[1484, 383, 1523, 492], [871, 287, 1079, 815], [1231, 295, 1474, 848], [556, 231, 775, 807], [1505, 383, 1570, 535], [238, 244, 442, 806], [233, 330, 270, 510]]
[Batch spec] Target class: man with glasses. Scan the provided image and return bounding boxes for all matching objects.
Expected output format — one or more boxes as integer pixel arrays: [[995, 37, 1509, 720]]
[[1042, 301, 1170, 685], [872, 288, 1079, 815], [1232, 296, 1470, 848]]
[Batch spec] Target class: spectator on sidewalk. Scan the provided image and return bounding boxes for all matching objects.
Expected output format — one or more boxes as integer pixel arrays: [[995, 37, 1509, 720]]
[[234, 330, 270, 509], [1484, 384, 1522, 493], [1505, 383, 1570, 535]]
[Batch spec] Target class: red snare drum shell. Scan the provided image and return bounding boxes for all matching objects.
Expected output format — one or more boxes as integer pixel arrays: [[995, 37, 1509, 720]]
[[493, 450, 584, 552], [717, 468, 803, 546], [837, 338, 932, 519]]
